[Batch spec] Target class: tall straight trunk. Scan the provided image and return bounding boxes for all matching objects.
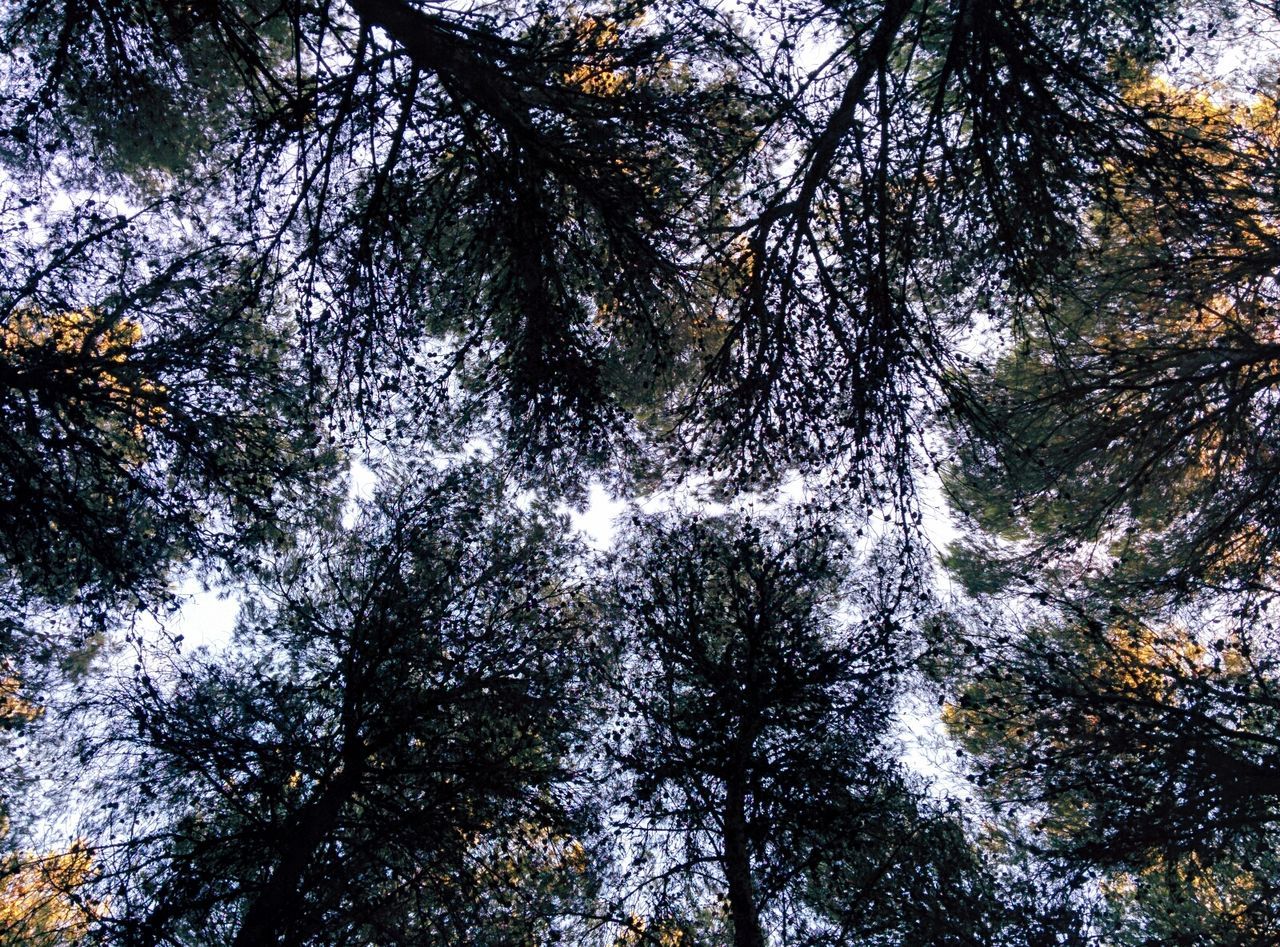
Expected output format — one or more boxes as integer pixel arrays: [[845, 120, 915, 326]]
[[723, 776, 766, 947]]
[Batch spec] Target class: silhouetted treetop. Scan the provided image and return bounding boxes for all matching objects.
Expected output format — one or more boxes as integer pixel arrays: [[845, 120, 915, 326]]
[[3, 0, 1250, 489]]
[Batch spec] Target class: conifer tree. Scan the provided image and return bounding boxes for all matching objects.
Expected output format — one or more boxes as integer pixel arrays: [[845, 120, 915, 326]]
[[68, 465, 598, 946]]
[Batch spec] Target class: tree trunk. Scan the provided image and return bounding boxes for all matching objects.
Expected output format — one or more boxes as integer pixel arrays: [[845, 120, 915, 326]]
[[348, 0, 548, 145], [722, 776, 766, 947], [231, 764, 361, 947]]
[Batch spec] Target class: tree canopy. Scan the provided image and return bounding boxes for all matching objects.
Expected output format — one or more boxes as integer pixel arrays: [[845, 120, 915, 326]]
[[0, 0, 1278, 944]]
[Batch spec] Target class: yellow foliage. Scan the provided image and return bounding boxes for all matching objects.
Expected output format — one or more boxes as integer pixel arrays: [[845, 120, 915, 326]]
[[468, 822, 590, 900], [1185, 859, 1256, 926], [0, 307, 167, 460], [0, 673, 39, 727], [1105, 853, 1265, 939], [1089, 623, 1204, 702], [942, 620, 1219, 841], [1067, 76, 1280, 574], [0, 842, 99, 946], [1119, 74, 1279, 202], [1102, 74, 1279, 292], [562, 17, 630, 98], [3, 307, 140, 378], [613, 912, 693, 947]]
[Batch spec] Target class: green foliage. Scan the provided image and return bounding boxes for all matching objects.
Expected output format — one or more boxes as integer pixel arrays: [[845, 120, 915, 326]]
[[2, 0, 1230, 488], [937, 70, 1280, 939], [0, 0, 1273, 944], [940, 613, 1280, 941], [74, 465, 597, 945], [0, 298, 337, 608], [596, 512, 1058, 946], [946, 74, 1280, 598]]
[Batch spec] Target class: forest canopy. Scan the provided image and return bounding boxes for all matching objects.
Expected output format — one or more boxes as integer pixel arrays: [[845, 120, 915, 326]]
[[0, 0, 1278, 944]]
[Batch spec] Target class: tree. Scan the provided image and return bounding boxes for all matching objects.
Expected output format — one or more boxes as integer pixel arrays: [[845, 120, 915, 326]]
[[63, 464, 598, 946], [0, 0, 1254, 746], [596, 511, 1069, 946], [0, 287, 338, 943], [1, 0, 1244, 487], [0, 677, 97, 947], [938, 611, 1280, 944], [0, 299, 337, 608], [946, 71, 1280, 608], [0, 288, 339, 819], [935, 63, 1280, 939], [1, 0, 764, 482]]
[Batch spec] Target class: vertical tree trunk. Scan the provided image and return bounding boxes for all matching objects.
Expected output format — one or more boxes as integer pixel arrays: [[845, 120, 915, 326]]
[[231, 764, 361, 947], [722, 775, 766, 947]]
